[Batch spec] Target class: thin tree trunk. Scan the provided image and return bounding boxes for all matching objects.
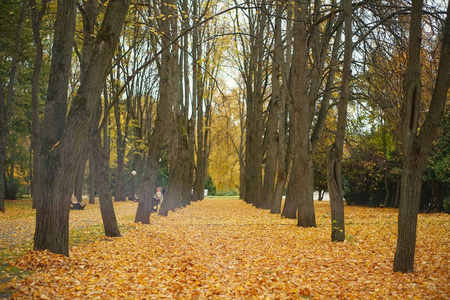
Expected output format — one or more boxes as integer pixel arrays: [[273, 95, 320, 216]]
[[326, 0, 351, 242], [91, 122, 121, 237], [88, 148, 96, 204], [193, 56, 205, 201], [29, 0, 49, 209], [74, 151, 88, 202], [114, 100, 126, 201]]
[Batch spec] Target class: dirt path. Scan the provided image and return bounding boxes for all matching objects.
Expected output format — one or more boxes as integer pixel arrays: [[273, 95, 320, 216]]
[[8, 199, 450, 299]]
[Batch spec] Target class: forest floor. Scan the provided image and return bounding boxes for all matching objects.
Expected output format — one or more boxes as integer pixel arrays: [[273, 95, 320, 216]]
[[1, 198, 449, 299]]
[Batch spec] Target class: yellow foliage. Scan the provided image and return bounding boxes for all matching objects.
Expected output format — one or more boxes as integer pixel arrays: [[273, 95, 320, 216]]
[[209, 89, 244, 193]]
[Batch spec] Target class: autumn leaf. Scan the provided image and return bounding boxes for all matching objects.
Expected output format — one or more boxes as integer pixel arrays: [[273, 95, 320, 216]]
[[2, 199, 449, 299]]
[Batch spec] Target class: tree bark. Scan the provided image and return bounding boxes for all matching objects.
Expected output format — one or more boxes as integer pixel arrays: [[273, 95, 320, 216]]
[[181, 0, 194, 208], [33, 0, 77, 254], [91, 124, 121, 237], [114, 99, 126, 201], [326, 0, 351, 242], [243, 1, 265, 207], [34, 0, 130, 255], [74, 151, 88, 202], [135, 0, 173, 223], [394, 0, 450, 273], [286, 0, 316, 227], [88, 148, 96, 204], [29, 0, 49, 209]]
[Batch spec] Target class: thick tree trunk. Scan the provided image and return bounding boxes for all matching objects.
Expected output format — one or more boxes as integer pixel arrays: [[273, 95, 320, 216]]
[[160, 23, 183, 215], [135, 0, 173, 223], [263, 96, 278, 210], [268, 3, 286, 214], [274, 5, 293, 215], [285, 0, 316, 227], [33, 0, 77, 254], [243, 2, 265, 207], [34, 0, 130, 255], [159, 121, 185, 216], [394, 0, 450, 273]]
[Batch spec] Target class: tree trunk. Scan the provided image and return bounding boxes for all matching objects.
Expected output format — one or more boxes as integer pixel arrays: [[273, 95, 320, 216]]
[[88, 148, 96, 204], [159, 116, 185, 216], [135, 0, 173, 223], [285, 0, 316, 227], [394, 179, 400, 208], [34, 0, 130, 255], [394, 0, 450, 273], [114, 100, 126, 201], [327, 0, 351, 242], [29, 0, 49, 209], [74, 151, 88, 202], [33, 0, 77, 254], [243, 2, 265, 207], [91, 124, 121, 237], [181, 0, 194, 208], [193, 74, 205, 201], [263, 95, 278, 210]]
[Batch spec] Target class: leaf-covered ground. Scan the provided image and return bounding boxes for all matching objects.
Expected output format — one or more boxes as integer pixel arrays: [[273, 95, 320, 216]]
[[0, 199, 138, 297], [4, 199, 450, 299]]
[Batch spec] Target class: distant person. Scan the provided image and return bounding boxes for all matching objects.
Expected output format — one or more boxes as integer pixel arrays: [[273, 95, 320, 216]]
[[71, 195, 87, 210], [152, 187, 163, 212], [128, 194, 139, 202]]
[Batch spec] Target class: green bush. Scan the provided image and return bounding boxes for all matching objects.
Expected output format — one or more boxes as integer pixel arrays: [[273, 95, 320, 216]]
[[216, 190, 238, 196], [443, 196, 450, 214], [5, 178, 21, 200], [205, 175, 216, 195]]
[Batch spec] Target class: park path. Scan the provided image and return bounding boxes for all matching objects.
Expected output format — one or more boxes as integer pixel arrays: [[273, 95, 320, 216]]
[[10, 198, 450, 299]]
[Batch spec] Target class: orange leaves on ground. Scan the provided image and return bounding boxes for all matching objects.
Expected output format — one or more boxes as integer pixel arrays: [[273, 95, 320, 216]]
[[9, 200, 450, 299]]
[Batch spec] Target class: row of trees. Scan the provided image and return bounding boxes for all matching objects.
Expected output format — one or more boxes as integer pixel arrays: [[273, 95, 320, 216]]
[[1, 0, 228, 254], [214, 0, 449, 273], [0, 0, 449, 273]]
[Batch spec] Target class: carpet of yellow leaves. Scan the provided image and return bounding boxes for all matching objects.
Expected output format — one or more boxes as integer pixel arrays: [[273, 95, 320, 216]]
[[0, 200, 138, 253], [8, 199, 450, 299]]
